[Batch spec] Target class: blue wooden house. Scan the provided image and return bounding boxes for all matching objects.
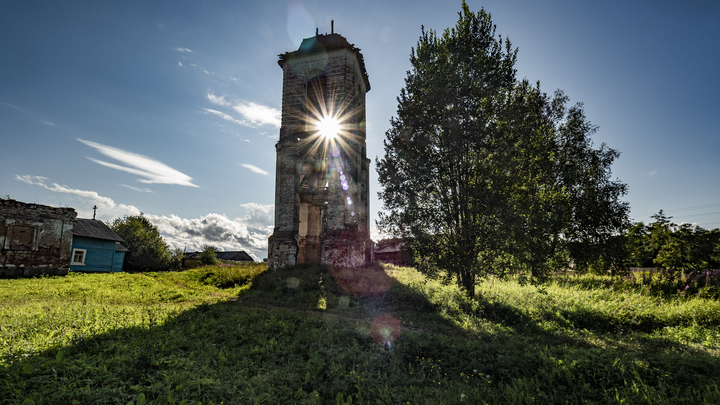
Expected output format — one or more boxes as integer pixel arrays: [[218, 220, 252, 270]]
[[70, 219, 128, 272]]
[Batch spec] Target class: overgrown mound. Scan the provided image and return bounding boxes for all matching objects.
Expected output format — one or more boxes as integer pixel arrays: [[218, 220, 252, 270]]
[[185, 262, 266, 289]]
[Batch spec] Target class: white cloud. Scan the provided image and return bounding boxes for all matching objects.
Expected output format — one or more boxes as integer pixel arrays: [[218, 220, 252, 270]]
[[122, 184, 153, 193], [178, 61, 183, 67], [15, 174, 48, 185], [149, 204, 274, 260], [15, 174, 273, 260], [2, 102, 23, 111], [207, 93, 232, 107], [233, 102, 281, 128], [147, 212, 271, 259], [15, 174, 142, 220], [258, 131, 278, 140], [175, 47, 194, 53], [239, 202, 274, 228], [648, 170, 657, 177], [3, 103, 57, 127], [77, 138, 198, 187], [241, 164, 268, 175], [206, 93, 281, 128], [202, 108, 253, 128]]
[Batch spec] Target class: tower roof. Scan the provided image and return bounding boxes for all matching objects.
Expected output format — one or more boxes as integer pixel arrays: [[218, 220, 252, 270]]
[[278, 33, 370, 92]]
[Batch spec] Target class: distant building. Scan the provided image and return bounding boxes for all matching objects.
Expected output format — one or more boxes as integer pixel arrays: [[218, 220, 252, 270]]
[[374, 238, 411, 266], [0, 199, 76, 277], [183, 250, 254, 268], [70, 219, 128, 272]]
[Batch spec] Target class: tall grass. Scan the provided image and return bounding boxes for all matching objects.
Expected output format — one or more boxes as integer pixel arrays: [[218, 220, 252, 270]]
[[1, 263, 719, 404]]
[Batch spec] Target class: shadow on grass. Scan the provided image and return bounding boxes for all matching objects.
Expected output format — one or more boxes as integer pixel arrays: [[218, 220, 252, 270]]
[[240, 263, 452, 335], [2, 264, 719, 404]]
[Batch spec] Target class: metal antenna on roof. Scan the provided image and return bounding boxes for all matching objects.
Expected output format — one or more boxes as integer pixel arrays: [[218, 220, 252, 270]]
[[92, 205, 97, 220]]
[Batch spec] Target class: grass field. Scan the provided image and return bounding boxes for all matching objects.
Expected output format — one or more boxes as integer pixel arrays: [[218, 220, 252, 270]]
[[1, 263, 718, 404]]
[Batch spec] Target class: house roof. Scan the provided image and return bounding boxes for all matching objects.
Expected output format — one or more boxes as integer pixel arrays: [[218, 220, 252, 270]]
[[184, 250, 254, 262], [375, 245, 403, 254], [73, 219, 124, 242], [115, 242, 129, 252], [374, 238, 407, 254], [217, 251, 254, 261]]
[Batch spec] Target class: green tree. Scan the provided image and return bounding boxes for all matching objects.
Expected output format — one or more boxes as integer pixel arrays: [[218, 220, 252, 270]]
[[198, 245, 220, 266], [652, 220, 720, 271], [626, 211, 720, 271], [109, 215, 176, 272], [377, 2, 629, 297], [626, 221, 654, 267]]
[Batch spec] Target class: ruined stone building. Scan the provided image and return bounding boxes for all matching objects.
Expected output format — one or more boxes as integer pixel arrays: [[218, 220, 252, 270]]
[[268, 29, 372, 270], [0, 199, 76, 277]]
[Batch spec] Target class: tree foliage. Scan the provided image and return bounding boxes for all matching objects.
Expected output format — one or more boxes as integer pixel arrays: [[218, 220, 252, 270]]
[[110, 215, 180, 272], [377, 2, 629, 297], [198, 245, 220, 266], [627, 210, 720, 271]]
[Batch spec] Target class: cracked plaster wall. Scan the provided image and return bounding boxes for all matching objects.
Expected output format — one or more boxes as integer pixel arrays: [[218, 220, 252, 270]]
[[0, 199, 77, 277]]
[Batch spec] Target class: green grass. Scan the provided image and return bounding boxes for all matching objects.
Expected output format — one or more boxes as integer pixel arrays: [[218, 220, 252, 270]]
[[1, 263, 719, 404]]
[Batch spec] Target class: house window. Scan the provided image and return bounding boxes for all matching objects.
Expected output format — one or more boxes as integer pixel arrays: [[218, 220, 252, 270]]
[[71, 249, 86, 265]]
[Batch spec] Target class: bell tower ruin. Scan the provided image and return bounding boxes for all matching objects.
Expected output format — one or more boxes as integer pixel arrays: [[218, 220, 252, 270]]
[[267, 29, 372, 270]]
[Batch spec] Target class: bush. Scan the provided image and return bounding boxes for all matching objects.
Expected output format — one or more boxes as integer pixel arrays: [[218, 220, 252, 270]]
[[198, 245, 220, 266], [109, 215, 176, 272]]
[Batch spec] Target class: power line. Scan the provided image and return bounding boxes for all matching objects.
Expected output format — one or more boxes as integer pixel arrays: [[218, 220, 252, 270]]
[[673, 211, 720, 219], [633, 202, 720, 218]]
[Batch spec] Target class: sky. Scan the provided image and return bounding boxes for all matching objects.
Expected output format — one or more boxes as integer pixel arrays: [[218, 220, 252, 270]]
[[2, 0, 719, 260]]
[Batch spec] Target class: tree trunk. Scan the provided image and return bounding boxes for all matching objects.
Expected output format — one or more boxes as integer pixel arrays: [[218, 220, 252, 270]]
[[460, 271, 475, 298]]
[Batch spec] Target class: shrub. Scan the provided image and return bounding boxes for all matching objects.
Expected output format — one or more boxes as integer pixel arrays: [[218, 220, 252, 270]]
[[198, 245, 220, 266], [110, 215, 175, 272]]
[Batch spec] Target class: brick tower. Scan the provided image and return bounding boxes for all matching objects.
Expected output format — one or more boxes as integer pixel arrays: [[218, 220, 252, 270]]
[[268, 29, 371, 270]]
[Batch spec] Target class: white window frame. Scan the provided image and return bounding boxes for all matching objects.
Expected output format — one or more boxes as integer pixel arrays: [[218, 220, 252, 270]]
[[71, 248, 87, 265]]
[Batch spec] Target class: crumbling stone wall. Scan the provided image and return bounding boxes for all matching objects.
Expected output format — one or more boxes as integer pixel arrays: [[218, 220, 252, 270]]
[[268, 33, 372, 270], [0, 199, 76, 277]]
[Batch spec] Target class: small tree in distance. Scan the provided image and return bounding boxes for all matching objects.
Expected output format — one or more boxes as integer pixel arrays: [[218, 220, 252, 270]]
[[376, 2, 629, 298], [198, 245, 220, 266]]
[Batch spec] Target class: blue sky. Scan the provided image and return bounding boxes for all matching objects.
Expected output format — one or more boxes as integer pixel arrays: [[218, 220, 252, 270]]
[[2, 0, 719, 259]]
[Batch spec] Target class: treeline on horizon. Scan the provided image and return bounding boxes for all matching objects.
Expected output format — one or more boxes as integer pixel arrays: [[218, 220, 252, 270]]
[[626, 210, 720, 272]]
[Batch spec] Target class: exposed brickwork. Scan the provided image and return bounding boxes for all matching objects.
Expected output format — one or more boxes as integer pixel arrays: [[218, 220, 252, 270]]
[[268, 33, 373, 270], [0, 199, 77, 277]]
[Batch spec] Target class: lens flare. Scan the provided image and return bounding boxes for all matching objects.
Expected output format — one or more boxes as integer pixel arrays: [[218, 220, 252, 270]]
[[317, 116, 341, 140], [369, 314, 402, 347], [286, 77, 367, 205]]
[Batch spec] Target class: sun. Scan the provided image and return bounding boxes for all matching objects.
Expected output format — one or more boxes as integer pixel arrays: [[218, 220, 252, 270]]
[[316, 115, 341, 140]]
